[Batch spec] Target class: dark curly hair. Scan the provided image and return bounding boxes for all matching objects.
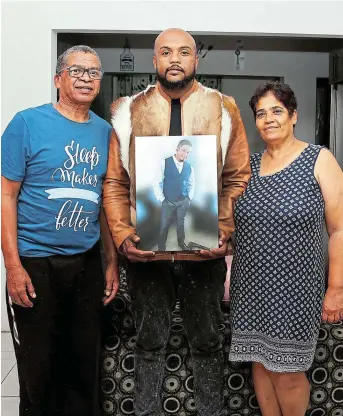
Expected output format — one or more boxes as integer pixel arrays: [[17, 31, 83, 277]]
[[249, 80, 297, 118]]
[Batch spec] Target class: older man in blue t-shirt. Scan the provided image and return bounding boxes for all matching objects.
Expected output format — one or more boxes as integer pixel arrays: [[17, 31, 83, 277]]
[[1, 45, 118, 416]]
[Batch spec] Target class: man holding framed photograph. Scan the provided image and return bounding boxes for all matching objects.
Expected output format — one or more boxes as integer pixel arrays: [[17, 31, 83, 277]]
[[104, 28, 250, 416]]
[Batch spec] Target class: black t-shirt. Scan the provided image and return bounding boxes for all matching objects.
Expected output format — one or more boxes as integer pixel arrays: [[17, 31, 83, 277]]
[[169, 99, 182, 136]]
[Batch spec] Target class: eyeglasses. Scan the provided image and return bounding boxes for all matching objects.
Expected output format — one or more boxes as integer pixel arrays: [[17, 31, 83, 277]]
[[58, 65, 103, 80]]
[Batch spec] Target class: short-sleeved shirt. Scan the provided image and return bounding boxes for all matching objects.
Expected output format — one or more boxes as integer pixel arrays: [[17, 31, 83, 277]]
[[1, 103, 112, 257]]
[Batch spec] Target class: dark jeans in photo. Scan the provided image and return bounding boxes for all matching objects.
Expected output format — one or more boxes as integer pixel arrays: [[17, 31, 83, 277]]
[[6, 242, 104, 416], [158, 197, 190, 250], [126, 258, 228, 416]]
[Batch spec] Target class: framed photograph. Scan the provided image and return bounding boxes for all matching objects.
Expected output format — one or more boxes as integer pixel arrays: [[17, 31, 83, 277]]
[[135, 135, 218, 251]]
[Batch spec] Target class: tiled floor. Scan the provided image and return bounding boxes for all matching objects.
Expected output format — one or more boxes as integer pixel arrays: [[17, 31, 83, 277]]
[[1, 332, 19, 415]]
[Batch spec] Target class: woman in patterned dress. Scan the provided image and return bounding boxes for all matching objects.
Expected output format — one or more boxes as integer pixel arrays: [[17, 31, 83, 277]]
[[229, 81, 343, 416]]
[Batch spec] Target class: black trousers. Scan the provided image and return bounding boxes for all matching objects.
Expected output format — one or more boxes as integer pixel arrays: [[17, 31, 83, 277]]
[[158, 197, 190, 250], [126, 258, 228, 416], [6, 243, 104, 416]]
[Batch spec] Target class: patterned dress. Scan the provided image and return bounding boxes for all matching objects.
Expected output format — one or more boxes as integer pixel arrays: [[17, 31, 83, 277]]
[[229, 144, 326, 372]]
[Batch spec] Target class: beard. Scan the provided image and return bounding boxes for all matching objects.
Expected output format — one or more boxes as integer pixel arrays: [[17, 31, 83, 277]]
[[156, 66, 196, 91]]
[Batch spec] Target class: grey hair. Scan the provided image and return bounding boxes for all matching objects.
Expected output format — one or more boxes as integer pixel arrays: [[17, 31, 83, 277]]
[[56, 45, 101, 74]]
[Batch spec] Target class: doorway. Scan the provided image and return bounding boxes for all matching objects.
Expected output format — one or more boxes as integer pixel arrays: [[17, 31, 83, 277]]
[[315, 78, 331, 148]]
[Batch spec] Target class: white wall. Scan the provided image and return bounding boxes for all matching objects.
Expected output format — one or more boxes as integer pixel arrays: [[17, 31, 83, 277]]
[[2, 0, 343, 131], [1, 0, 343, 330]]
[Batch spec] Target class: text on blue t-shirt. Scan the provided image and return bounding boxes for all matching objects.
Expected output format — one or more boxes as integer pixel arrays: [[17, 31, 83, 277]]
[[1, 103, 112, 256]]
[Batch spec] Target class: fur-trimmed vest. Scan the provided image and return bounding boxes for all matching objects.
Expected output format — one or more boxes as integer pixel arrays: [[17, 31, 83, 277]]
[[103, 81, 251, 260]]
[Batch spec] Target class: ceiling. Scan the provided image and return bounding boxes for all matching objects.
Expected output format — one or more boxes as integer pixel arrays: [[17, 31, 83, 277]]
[[58, 32, 343, 53]]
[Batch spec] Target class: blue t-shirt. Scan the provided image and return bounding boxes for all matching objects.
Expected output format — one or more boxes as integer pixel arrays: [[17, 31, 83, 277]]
[[1, 104, 112, 257]]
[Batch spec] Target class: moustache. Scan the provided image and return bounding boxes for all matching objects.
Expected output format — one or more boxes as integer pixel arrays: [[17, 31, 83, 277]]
[[166, 67, 185, 74]]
